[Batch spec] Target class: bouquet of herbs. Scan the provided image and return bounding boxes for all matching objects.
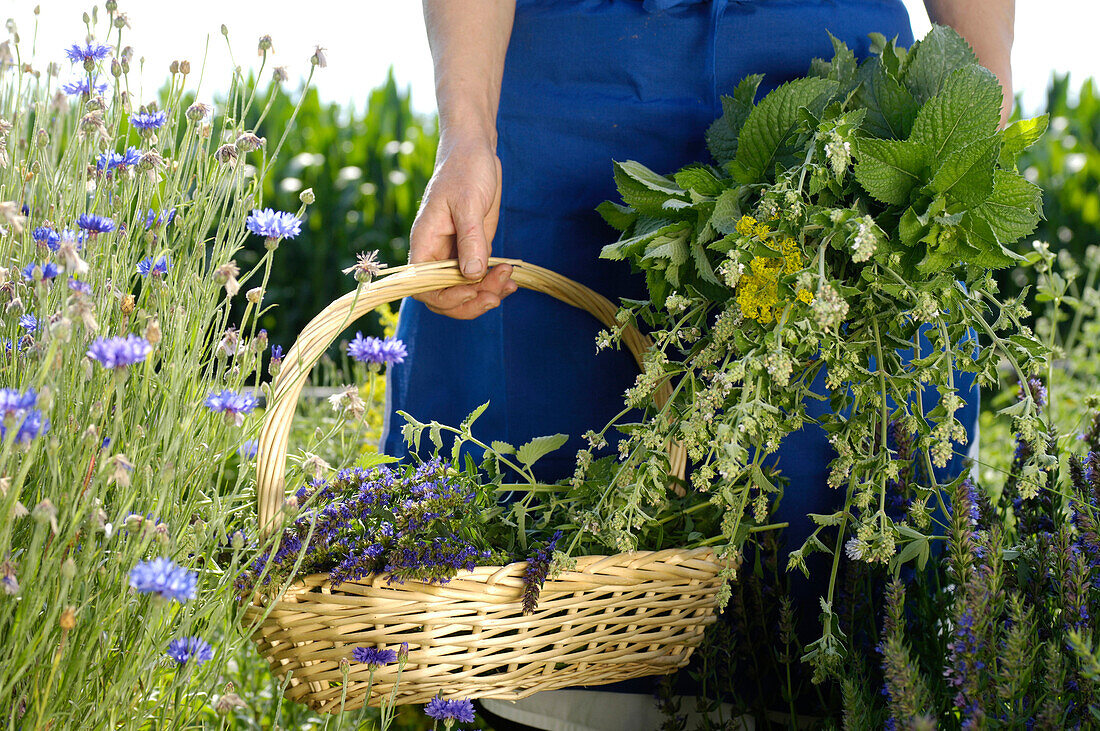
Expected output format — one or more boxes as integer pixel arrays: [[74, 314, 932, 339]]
[[578, 24, 1049, 679]]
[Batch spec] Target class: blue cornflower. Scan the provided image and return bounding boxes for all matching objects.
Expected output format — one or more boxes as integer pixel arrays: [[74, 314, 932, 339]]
[[351, 646, 397, 668], [144, 208, 176, 229], [32, 226, 60, 251], [121, 146, 142, 166], [245, 208, 301, 241], [424, 697, 476, 726], [68, 278, 92, 295], [87, 334, 153, 369], [346, 333, 406, 366], [131, 110, 167, 131], [18, 315, 38, 333], [166, 636, 214, 666], [61, 77, 108, 96], [204, 389, 258, 426], [128, 557, 197, 602], [137, 255, 171, 277], [0, 388, 49, 444], [95, 151, 124, 171], [237, 439, 259, 459], [21, 262, 60, 282], [76, 213, 115, 235], [65, 43, 112, 63]]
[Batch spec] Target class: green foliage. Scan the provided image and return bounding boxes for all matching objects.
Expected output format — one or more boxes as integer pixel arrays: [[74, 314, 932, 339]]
[[241, 71, 437, 349]]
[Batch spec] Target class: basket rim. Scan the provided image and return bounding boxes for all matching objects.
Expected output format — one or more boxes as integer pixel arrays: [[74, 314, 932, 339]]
[[247, 545, 725, 600]]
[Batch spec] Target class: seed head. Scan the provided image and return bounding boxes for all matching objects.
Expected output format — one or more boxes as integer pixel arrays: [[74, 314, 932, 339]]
[[59, 605, 76, 631], [246, 287, 263, 304], [310, 45, 327, 68], [214, 143, 238, 165], [257, 35, 273, 55]]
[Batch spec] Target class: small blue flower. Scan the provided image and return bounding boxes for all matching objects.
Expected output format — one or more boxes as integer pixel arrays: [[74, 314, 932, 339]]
[[32, 227, 60, 251], [137, 255, 171, 277], [237, 439, 259, 459], [18, 315, 39, 333], [21, 262, 60, 281], [347, 333, 406, 366], [424, 697, 476, 725], [0, 388, 49, 444], [204, 389, 258, 426], [68, 278, 93, 295], [144, 208, 176, 229], [128, 557, 198, 602], [122, 146, 142, 166], [246, 208, 301, 241], [351, 646, 397, 668], [61, 77, 108, 96], [270, 345, 284, 361], [87, 334, 152, 369], [166, 636, 214, 666], [131, 110, 168, 131], [77, 213, 115, 235], [65, 42, 112, 63], [96, 151, 124, 171]]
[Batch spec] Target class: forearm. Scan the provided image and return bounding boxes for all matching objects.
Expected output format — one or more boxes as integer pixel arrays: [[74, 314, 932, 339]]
[[924, 0, 1014, 121], [423, 0, 516, 148]]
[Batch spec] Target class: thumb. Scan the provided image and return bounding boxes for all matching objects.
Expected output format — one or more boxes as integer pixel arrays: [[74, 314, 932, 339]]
[[452, 199, 489, 280]]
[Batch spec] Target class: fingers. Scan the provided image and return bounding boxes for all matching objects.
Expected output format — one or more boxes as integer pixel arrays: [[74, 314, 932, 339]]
[[453, 200, 489, 280], [420, 264, 517, 320]]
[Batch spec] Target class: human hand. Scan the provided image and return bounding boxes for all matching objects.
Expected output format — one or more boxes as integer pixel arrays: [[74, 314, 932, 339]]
[[409, 135, 517, 319]]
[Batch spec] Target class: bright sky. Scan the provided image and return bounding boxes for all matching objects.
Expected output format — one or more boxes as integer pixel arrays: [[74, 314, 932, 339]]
[[10, 1, 1100, 117]]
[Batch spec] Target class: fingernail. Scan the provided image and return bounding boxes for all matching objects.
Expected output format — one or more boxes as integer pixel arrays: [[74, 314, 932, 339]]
[[463, 259, 483, 277], [482, 302, 493, 311]]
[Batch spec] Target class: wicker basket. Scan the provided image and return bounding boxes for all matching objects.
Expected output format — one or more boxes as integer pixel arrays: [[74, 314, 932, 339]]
[[246, 258, 727, 712]]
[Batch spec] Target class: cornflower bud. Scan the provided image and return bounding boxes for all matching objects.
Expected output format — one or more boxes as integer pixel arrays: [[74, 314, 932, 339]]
[[32, 499, 58, 533], [310, 45, 327, 68], [35, 129, 48, 148], [299, 188, 315, 205], [110, 58, 122, 77], [179, 60, 190, 75], [235, 132, 264, 153], [124, 513, 145, 533], [61, 557, 76, 581], [186, 102, 210, 123], [213, 261, 241, 297], [105, 0, 117, 11], [169, 60, 178, 75], [272, 66, 289, 83], [214, 143, 238, 165], [120, 294, 135, 316], [143, 317, 161, 344], [245, 287, 263, 305], [257, 35, 273, 55]]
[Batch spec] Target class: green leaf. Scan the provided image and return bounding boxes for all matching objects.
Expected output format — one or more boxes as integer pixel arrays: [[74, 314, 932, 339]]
[[961, 213, 1025, 268], [490, 440, 515, 455], [516, 434, 569, 469], [705, 74, 763, 165], [910, 64, 1003, 159], [998, 115, 1049, 168], [709, 187, 744, 234], [972, 170, 1043, 245], [616, 160, 685, 195], [690, 238, 721, 285], [853, 138, 931, 205], [852, 60, 919, 139], [355, 452, 399, 469], [903, 24, 978, 103], [596, 200, 636, 232], [642, 224, 691, 264], [600, 221, 686, 261], [613, 161, 687, 217], [734, 77, 839, 183], [750, 464, 778, 493], [460, 401, 490, 433], [929, 135, 1001, 207], [673, 164, 727, 196]]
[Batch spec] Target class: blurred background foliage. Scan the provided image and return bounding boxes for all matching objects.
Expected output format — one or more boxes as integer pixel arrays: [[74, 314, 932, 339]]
[[232, 69, 438, 350]]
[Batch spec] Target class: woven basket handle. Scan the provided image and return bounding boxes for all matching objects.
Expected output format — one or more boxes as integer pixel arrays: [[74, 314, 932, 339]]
[[254, 257, 686, 536]]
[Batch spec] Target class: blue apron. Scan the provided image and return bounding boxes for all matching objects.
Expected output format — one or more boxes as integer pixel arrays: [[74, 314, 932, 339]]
[[383, 0, 978, 681]]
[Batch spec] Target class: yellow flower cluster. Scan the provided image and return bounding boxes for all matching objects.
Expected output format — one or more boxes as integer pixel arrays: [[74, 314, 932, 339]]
[[733, 215, 813, 324]]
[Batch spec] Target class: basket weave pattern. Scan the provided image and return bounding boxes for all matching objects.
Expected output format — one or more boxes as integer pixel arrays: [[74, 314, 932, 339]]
[[248, 259, 724, 711], [245, 547, 723, 711]]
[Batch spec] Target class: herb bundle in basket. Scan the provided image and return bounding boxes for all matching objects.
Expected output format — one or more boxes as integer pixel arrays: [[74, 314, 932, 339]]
[[244, 24, 1048, 709]]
